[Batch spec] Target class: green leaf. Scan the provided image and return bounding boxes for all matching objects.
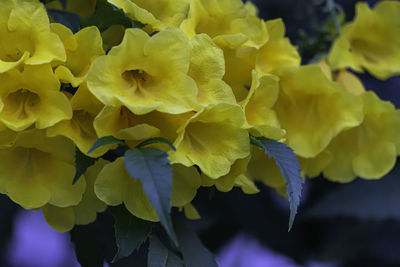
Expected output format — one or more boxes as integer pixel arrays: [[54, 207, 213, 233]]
[[137, 137, 176, 151], [250, 136, 303, 231], [124, 147, 178, 246], [73, 148, 97, 185], [175, 221, 218, 267], [80, 0, 133, 32], [148, 236, 169, 267], [148, 236, 185, 267], [110, 205, 153, 263], [87, 136, 126, 154]]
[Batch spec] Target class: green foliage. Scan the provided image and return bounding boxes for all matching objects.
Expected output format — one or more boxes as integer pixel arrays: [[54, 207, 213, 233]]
[[250, 136, 303, 231], [175, 221, 218, 267], [124, 147, 178, 246], [87, 136, 126, 154], [148, 236, 169, 267], [80, 0, 133, 32], [73, 147, 97, 184], [110, 205, 153, 263], [148, 236, 185, 267]]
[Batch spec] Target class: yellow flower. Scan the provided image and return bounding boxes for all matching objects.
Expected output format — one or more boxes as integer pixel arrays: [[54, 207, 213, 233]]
[[328, 1, 400, 79], [42, 159, 107, 232], [51, 24, 105, 87], [170, 103, 250, 179], [108, 0, 190, 31], [171, 165, 201, 207], [299, 150, 333, 178], [317, 59, 366, 96], [0, 0, 65, 73], [180, 0, 268, 49], [188, 34, 235, 105], [222, 46, 257, 102], [200, 156, 259, 194], [0, 129, 85, 209], [256, 19, 300, 75], [0, 64, 72, 131], [87, 27, 199, 115], [94, 158, 201, 221], [323, 91, 400, 182], [241, 70, 285, 140], [47, 83, 108, 157], [93, 105, 192, 149], [245, 146, 286, 190], [273, 65, 364, 158]]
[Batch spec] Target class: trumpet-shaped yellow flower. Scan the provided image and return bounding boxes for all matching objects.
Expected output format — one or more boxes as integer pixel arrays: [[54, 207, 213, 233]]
[[0, 64, 72, 131], [51, 24, 105, 87], [241, 70, 285, 140], [188, 34, 235, 105], [200, 156, 258, 194], [171, 165, 201, 207], [170, 103, 250, 179], [87, 28, 199, 115], [94, 158, 201, 221], [223, 46, 257, 102], [108, 0, 189, 31], [245, 146, 286, 189], [256, 19, 300, 75], [317, 59, 366, 96], [299, 150, 333, 178], [93, 105, 192, 149], [0, 0, 65, 73], [328, 1, 400, 79], [47, 83, 108, 157], [0, 129, 85, 209], [42, 159, 107, 232], [323, 91, 400, 182], [273, 65, 364, 158], [180, 0, 268, 49]]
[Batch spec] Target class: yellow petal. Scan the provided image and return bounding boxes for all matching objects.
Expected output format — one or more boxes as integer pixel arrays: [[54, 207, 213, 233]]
[[171, 103, 250, 178], [95, 158, 159, 221], [171, 165, 201, 207], [273, 65, 363, 158]]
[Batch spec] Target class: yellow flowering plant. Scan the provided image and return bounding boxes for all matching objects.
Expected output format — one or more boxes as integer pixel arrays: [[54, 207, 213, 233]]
[[1, 0, 400, 265]]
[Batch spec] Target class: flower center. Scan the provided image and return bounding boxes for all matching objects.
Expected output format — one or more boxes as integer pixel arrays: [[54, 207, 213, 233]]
[[3, 89, 41, 119]]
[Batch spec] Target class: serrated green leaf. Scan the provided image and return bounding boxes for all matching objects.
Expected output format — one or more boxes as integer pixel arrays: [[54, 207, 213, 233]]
[[148, 236, 169, 267], [110, 205, 153, 263], [250, 136, 303, 231], [137, 137, 176, 151], [80, 0, 132, 32], [175, 221, 218, 267], [148, 236, 185, 267], [124, 147, 178, 246], [87, 136, 126, 154], [73, 148, 97, 185]]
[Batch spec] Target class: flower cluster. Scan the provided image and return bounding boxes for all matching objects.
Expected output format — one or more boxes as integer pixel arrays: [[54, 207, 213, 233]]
[[0, 0, 399, 233]]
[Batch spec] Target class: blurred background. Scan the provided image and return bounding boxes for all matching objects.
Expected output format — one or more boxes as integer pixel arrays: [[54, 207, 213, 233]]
[[2, 0, 400, 266]]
